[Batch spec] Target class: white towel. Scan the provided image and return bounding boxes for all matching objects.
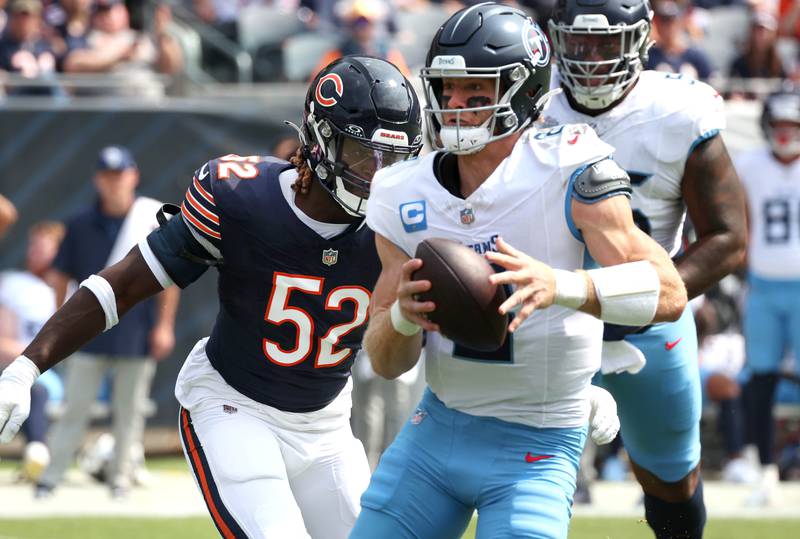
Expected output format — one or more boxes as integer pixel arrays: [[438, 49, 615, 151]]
[[600, 340, 647, 375], [105, 196, 162, 268]]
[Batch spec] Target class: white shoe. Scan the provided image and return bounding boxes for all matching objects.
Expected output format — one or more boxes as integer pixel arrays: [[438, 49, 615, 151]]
[[722, 457, 759, 484], [745, 464, 779, 506], [22, 442, 51, 482]]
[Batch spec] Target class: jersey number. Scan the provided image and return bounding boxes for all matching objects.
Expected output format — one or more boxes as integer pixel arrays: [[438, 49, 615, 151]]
[[763, 199, 799, 244], [263, 273, 370, 368], [217, 154, 261, 180]]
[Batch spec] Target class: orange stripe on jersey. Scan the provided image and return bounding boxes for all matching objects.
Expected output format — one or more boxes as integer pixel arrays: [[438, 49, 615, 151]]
[[186, 189, 220, 225], [182, 202, 222, 240], [193, 177, 215, 204], [181, 409, 236, 539]]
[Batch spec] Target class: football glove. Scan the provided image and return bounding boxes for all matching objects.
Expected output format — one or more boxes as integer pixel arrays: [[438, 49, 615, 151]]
[[587, 385, 620, 446], [0, 356, 40, 443]]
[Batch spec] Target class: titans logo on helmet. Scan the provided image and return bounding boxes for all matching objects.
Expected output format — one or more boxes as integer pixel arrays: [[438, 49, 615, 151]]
[[523, 21, 550, 68]]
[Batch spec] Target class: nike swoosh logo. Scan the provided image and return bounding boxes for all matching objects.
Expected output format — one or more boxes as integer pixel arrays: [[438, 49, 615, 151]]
[[567, 134, 579, 145], [665, 338, 682, 351], [525, 452, 553, 463], [198, 164, 209, 180]]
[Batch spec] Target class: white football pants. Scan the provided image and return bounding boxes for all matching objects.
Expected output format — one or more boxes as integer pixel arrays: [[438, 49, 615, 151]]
[[176, 339, 370, 539]]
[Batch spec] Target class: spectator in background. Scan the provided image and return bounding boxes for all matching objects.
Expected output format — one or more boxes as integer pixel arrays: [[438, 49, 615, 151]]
[[45, 0, 93, 65], [62, 0, 182, 95], [0, 0, 8, 35], [0, 0, 59, 95], [728, 11, 785, 99], [35, 146, 179, 499], [735, 86, 800, 505], [695, 296, 757, 484], [0, 221, 66, 483], [779, 0, 800, 41], [311, 0, 409, 79], [0, 193, 17, 239], [646, 0, 715, 81]]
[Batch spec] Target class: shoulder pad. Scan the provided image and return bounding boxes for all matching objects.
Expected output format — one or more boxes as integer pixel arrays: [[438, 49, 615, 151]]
[[574, 159, 631, 202]]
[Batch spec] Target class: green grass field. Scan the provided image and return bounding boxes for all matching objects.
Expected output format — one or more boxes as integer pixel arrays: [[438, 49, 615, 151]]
[[0, 517, 797, 539]]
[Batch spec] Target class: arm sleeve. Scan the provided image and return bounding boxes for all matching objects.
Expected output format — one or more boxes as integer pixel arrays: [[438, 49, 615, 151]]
[[144, 212, 215, 289], [179, 165, 222, 257], [142, 163, 225, 289]]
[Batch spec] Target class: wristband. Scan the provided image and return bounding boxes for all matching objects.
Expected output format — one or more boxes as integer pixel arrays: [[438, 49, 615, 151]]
[[553, 269, 589, 310], [390, 300, 421, 336]]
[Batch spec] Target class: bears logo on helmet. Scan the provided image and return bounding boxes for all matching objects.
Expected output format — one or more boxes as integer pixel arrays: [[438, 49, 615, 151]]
[[315, 73, 344, 107]]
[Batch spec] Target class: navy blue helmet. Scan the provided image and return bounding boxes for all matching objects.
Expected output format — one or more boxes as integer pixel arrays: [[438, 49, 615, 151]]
[[301, 56, 422, 216]]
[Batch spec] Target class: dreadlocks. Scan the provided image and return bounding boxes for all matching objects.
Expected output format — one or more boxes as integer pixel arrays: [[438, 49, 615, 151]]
[[289, 147, 314, 195]]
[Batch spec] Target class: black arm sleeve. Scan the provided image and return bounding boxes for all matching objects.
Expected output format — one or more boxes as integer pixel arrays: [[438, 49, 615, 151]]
[[145, 212, 217, 289]]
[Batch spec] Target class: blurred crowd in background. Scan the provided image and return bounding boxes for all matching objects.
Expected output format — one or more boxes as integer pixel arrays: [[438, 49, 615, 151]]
[[1, 0, 799, 507], [0, 0, 799, 93]]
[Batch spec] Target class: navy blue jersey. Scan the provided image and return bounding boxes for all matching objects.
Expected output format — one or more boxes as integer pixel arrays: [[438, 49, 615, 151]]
[[147, 154, 380, 412]]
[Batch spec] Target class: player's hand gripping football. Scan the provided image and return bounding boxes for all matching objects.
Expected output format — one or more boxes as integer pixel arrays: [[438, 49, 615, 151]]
[[396, 258, 440, 333], [486, 237, 557, 332], [0, 357, 39, 443], [586, 385, 620, 445]]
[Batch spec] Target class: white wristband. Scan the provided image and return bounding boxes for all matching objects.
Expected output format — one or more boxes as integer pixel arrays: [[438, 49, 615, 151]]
[[3, 355, 41, 385], [390, 300, 421, 336], [80, 274, 119, 331], [553, 269, 588, 310], [587, 260, 660, 326]]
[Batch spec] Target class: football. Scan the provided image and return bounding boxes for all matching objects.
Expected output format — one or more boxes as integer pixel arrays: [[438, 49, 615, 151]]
[[412, 238, 508, 351]]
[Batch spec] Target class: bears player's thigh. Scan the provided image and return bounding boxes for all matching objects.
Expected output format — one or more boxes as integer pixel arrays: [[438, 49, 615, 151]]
[[350, 389, 473, 539], [599, 308, 702, 483], [744, 278, 786, 374], [179, 405, 310, 539], [288, 424, 370, 539]]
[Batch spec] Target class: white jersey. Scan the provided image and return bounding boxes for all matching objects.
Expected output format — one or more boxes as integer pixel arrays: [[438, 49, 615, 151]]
[[544, 70, 726, 256], [736, 147, 800, 279], [367, 124, 618, 428], [0, 270, 57, 344]]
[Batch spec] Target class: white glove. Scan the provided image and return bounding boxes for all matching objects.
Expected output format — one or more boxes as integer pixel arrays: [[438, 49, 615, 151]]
[[587, 385, 620, 445], [601, 340, 647, 375], [0, 356, 40, 443]]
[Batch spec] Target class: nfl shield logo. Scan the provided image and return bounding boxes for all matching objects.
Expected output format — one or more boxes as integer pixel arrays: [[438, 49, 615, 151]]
[[460, 206, 475, 225], [322, 248, 339, 266], [411, 409, 427, 425]]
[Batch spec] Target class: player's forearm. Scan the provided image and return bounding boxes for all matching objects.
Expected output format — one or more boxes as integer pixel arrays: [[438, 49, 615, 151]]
[[23, 248, 164, 373], [567, 259, 685, 325], [675, 231, 746, 300], [364, 309, 422, 380], [22, 289, 107, 372], [649, 258, 687, 322]]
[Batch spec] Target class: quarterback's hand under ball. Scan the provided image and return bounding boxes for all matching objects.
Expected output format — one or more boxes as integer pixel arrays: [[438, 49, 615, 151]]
[[485, 237, 557, 332], [396, 258, 440, 333], [0, 356, 39, 444], [587, 385, 620, 445]]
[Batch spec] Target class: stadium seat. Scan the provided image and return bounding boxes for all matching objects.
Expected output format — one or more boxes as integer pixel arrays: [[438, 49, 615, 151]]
[[283, 33, 340, 82], [238, 5, 306, 54], [168, 20, 210, 83]]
